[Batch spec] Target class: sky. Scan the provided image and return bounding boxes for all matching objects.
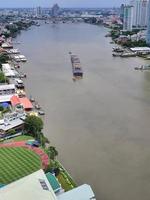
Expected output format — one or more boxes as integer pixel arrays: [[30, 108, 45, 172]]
[[0, 0, 126, 8]]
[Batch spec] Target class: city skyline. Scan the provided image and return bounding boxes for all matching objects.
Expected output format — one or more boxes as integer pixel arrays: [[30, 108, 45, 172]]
[[0, 0, 126, 8]]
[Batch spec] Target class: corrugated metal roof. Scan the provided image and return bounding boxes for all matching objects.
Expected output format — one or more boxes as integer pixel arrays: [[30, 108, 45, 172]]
[[10, 95, 20, 106], [46, 173, 61, 192], [19, 97, 33, 109], [0, 84, 15, 91]]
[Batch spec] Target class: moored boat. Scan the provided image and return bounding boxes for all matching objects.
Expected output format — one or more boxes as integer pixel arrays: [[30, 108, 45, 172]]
[[38, 110, 45, 115], [112, 47, 124, 53], [35, 103, 41, 110], [30, 96, 35, 102], [135, 64, 150, 70]]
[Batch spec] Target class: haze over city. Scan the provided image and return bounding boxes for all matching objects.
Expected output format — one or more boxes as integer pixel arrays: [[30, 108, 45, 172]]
[[0, 0, 125, 8]]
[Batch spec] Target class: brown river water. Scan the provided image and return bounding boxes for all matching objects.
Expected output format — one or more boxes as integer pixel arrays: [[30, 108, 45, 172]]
[[14, 22, 150, 200]]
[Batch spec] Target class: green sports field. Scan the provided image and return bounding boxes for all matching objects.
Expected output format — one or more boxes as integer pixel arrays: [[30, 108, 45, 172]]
[[0, 147, 42, 184]]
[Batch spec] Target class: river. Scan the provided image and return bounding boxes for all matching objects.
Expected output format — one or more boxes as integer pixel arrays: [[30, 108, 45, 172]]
[[14, 23, 150, 200]]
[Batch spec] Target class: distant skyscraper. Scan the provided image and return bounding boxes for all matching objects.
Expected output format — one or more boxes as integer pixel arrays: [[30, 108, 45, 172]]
[[51, 4, 60, 17], [120, 4, 125, 21], [123, 5, 134, 31], [130, 0, 148, 28], [36, 6, 42, 16], [146, 0, 150, 44]]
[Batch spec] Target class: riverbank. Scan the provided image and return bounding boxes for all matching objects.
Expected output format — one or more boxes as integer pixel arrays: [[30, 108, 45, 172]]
[[12, 22, 150, 200], [0, 22, 79, 193], [104, 26, 150, 60]]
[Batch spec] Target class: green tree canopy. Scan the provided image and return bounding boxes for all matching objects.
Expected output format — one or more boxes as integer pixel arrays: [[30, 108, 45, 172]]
[[0, 53, 9, 64], [24, 115, 43, 139], [0, 105, 4, 112], [0, 72, 7, 83], [39, 133, 50, 148], [47, 146, 58, 160], [7, 129, 16, 135]]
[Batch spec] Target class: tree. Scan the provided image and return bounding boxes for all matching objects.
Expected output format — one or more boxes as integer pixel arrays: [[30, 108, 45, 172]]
[[0, 53, 9, 64], [40, 134, 50, 148], [7, 129, 16, 136], [24, 115, 43, 139], [0, 72, 7, 83], [47, 146, 58, 160], [0, 105, 4, 112]]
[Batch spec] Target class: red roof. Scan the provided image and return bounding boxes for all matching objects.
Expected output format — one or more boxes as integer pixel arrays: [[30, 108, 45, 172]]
[[19, 97, 33, 110], [10, 95, 20, 106]]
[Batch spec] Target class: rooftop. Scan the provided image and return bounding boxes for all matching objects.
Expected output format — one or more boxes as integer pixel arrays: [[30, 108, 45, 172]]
[[0, 117, 24, 131], [130, 47, 150, 52], [0, 169, 96, 200], [2, 64, 17, 77], [0, 170, 57, 200], [0, 94, 15, 103], [10, 95, 20, 106], [46, 172, 61, 193], [57, 184, 96, 200], [19, 97, 33, 110], [0, 84, 15, 91]]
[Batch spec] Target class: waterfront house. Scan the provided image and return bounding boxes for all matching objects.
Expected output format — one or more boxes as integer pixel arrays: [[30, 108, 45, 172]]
[[10, 95, 33, 111], [1, 42, 13, 49], [0, 84, 16, 103], [0, 111, 26, 136], [19, 97, 33, 111], [2, 63, 18, 78], [0, 84, 15, 96]]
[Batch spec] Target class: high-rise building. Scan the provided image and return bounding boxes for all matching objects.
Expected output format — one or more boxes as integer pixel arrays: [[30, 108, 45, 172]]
[[36, 6, 42, 16], [123, 5, 134, 31], [51, 4, 60, 17], [120, 4, 125, 21], [130, 0, 148, 28], [146, 0, 150, 44]]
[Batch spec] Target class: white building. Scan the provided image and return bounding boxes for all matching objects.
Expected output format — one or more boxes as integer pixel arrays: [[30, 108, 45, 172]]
[[0, 111, 26, 133], [0, 170, 57, 200], [147, 0, 150, 44], [36, 6, 42, 17], [0, 84, 15, 96], [0, 169, 96, 200], [0, 84, 16, 103], [123, 5, 134, 31], [2, 64, 17, 77], [130, 0, 148, 28]]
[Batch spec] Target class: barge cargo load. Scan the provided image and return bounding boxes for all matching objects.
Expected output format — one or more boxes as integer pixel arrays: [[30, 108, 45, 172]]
[[70, 53, 83, 79]]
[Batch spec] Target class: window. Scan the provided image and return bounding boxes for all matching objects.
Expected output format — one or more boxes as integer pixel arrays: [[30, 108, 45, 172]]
[[39, 179, 49, 191]]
